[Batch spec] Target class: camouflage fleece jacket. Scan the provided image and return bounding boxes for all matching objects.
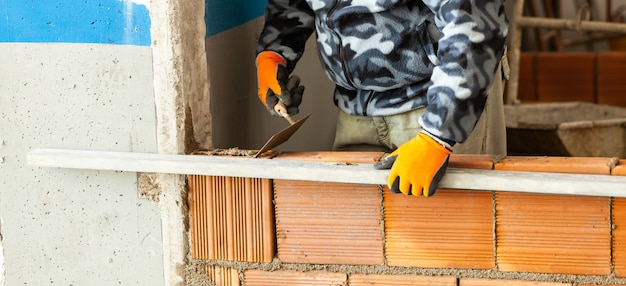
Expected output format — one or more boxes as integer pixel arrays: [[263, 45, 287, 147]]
[[257, 0, 508, 143]]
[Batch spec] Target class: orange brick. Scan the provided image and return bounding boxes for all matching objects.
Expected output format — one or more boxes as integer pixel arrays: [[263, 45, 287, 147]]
[[578, 284, 626, 286], [495, 156, 612, 175], [517, 52, 538, 102], [276, 151, 384, 164], [597, 52, 626, 107], [349, 274, 456, 285], [535, 53, 595, 103], [496, 192, 611, 275], [613, 198, 626, 277], [278, 152, 497, 169], [384, 189, 495, 269], [204, 266, 240, 286], [187, 176, 275, 262], [244, 270, 346, 286], [273, 180, 384, 265], [613, 160, 626, 176], [461, 278, 571, 286], [449, 154, 495, 169]]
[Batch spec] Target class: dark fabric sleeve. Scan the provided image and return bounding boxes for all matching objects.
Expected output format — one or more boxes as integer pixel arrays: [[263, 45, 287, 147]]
[[419, 0, 508, 143], [257, 0, 315, 72]]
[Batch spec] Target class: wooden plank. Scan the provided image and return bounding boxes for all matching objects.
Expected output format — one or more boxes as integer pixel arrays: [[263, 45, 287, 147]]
[[505, 0, 524, 104], [27, 148, 626, 197]]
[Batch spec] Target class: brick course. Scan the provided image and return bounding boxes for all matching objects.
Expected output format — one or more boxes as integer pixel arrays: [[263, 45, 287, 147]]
[[187, 152, 626, 285]]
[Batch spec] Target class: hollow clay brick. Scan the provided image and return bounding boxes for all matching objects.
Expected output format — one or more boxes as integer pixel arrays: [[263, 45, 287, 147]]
[[495, 156, 612, 175], [278, 152, 498, 169], [517, 52, 538, 103], [535, 53, 596, 103], [496, 192, 611, 275], [449, 154, 496, 169], [349, 274, 456, 285], [273, 180, 384, 265], [275, 151, 384, 164], [384, 189, 495, 269], [579, 284, 626, 286], [461, 278, 571, 286], [278, 151, 498, 170], [275, 151, 385, 264], [612, 198, 626, 277], [203, 266, 240, 286], [244, 270, 347, 286], [187, 175, 275, 262], [597, 52, 626, 107]]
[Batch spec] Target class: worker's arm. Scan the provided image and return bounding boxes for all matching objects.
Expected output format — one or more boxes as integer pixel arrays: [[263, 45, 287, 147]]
[[377, 1, 508, 197], [419, 0, 508, 143], [255, 0, 315, 116]]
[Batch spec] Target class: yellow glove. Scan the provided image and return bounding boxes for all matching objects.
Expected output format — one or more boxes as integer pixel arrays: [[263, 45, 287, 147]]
[[255, 51, 304, 116], [374, 132, 451, 197]]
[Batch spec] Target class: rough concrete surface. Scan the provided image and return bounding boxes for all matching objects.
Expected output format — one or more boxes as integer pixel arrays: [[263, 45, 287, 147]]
[[0, 43, 163, 285], [150, 0, 209, 283], [0, 218, 4, 286], [138, 173, 163, 203]]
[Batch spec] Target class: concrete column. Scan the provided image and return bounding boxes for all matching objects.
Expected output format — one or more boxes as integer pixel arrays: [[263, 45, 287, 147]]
[[149, 0, 211, 284], [0, 218, 4, 286]]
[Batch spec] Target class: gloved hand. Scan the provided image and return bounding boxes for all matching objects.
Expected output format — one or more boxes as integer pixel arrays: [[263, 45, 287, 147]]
[[256, 51, 305, 116], [374, 132, 452, 197]]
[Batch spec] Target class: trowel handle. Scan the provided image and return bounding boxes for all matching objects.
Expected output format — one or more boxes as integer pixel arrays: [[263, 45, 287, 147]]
[[274, 102, 296, 124]]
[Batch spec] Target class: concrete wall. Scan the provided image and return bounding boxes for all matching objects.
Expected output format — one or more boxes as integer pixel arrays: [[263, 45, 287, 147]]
[[0, 1, 164, 285], [0, 44, 163, 285]]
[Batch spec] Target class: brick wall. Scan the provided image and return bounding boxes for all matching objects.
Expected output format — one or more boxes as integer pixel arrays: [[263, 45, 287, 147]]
[[516, 52, 626, 107], [187, 152, 626, 285]]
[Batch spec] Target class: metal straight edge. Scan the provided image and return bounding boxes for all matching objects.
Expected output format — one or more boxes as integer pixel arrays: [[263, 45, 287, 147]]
[[27, 148, 626, 198]]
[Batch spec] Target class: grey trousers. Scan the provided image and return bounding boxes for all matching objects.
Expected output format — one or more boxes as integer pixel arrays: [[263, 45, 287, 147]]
[[333, 57, 509, 156]]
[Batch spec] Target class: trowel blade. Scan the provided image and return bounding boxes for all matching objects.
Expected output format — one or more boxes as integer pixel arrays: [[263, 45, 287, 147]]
[[254, 113, 311, 157]]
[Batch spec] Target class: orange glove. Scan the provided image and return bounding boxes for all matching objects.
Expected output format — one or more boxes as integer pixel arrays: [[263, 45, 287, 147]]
[[374, 132, 452, 197], [256, 51, 304, 116]]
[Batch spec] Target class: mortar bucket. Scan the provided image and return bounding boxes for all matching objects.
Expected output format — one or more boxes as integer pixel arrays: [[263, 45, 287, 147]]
[[504, 102, 626, 157]]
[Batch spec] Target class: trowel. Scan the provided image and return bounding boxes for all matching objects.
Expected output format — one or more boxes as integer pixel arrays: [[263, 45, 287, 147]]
[[253, 102, 311, 157]]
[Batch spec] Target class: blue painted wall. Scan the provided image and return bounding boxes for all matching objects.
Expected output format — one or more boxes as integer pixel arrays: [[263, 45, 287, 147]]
[[205, 0, 266, 37], [0, 0, 150, 46], [1, 0, 267, 44]]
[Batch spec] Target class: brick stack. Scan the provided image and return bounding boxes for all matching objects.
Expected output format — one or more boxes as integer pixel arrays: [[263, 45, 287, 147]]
[[516, 52, 626, 107]]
